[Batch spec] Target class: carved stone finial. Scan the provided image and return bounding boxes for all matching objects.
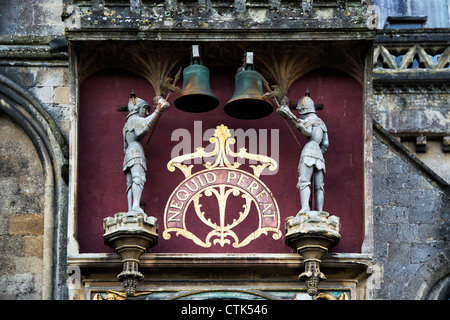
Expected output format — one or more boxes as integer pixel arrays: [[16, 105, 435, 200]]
[[285, 211, 340, 297], [103, 212, 158, 297]]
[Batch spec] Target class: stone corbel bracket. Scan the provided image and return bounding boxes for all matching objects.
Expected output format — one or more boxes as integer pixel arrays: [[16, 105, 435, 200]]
[[103, 212, 158, 297], [285, 211, 340, 296]]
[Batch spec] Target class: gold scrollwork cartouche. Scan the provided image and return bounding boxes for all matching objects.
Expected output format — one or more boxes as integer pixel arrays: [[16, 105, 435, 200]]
[[163, 125, 281, 248]]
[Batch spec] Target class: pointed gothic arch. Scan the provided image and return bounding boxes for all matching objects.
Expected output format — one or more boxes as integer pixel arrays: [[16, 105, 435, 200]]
[[0, 74, 68, 299], [413, 253, 450, 300]]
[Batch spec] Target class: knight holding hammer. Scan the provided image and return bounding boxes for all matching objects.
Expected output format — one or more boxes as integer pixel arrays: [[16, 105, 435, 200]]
[[277, 90, 329, 214], [122, 91, 169, 215]]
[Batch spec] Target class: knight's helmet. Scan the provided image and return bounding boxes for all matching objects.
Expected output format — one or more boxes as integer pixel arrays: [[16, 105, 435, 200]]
[[127, 90, 149, 117], [297, 89, 315, 115]]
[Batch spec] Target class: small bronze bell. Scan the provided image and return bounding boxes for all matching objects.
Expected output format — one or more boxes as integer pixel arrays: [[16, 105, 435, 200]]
[[174, 45, 219, 113], [224, 52, 273, 120]]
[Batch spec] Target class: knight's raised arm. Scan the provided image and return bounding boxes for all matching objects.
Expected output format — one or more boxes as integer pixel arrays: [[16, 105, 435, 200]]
[[153, 96, 170, 112], [277, 98, 302, 126]]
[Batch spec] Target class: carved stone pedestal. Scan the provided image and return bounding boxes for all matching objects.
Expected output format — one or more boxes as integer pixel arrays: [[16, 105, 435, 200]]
[[285, 211, 340, 297], [103, 212, 158, 297]]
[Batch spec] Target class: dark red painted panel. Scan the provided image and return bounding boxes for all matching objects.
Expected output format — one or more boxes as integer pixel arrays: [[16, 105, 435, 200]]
[[77, 67, 364, 254]]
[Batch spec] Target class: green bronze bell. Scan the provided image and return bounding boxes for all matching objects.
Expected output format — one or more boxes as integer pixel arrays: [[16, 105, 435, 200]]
[[224, 52, 273, 120], [174, 46, 219, 113]]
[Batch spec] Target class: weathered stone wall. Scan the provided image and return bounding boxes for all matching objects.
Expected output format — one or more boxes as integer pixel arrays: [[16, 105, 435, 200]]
[[0, 112, 45, 299], [0, 66, 71, 139], [372, 123, 449, 300], [373, 92, 450, 183], [0, 66, 70, 141], [402, 141, 450, 184], [0, 12, 70, 297], [0, 0, 64, 36], [373, 93, 449, 136]]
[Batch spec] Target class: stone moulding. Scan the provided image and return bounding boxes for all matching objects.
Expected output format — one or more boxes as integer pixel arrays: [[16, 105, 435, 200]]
[[0, 35, 68, 67], [61, 0, 373, 30]]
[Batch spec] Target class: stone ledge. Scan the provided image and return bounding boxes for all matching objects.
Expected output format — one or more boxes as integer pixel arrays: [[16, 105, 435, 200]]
[[69, 252, 372, 266], [68, 252, 372, 281], [375, 28, 450, 44], [65, 28, 376, 42]]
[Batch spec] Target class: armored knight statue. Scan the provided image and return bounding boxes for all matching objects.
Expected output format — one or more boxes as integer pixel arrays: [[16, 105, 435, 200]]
[[123, 93, 169, 215], [277, 91, 329, 213]]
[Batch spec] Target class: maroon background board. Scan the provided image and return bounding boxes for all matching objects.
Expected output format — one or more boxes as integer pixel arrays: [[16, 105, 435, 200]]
[[78, 67, 364, 254]]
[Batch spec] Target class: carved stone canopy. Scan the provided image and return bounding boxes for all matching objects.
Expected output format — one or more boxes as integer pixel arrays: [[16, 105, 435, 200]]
[[74, 41, 369, 96]]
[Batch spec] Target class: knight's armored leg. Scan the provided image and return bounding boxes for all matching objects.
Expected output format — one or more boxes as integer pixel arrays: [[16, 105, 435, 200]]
[[126, 172, 133, 212], [297, 163, 314, 213], [129, 164, 146, 214], [131, 182, 144, 213], [298, 184, 310, 213], [314, 170, 325, 211]]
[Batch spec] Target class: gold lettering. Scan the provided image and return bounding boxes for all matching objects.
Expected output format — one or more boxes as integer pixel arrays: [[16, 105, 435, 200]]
[[263, 211, 276, 219], [261, 203, 276, 219], [176, 189, 191, 201], [196, 175, 206, 187], [237, 174, 249, 187], [256, 190, 268, 201], [204, 172, 217, 184], [246, 180, 259, 194], [168, 210, 181, 222], [226, 171, 238, 183], [262, 202, 273, 213], [170, 200, 183, 210], [186, 179, 199, 192]]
